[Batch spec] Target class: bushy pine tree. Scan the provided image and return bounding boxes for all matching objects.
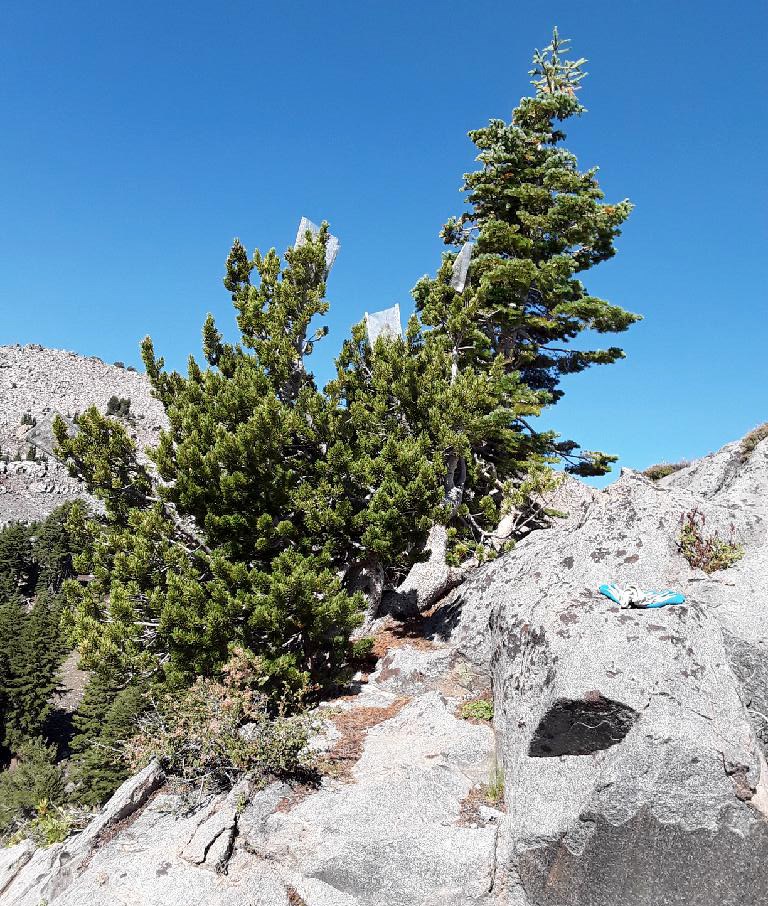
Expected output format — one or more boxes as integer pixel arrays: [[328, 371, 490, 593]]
[[56, 227, 365, 697], [54, 29, 638, 696]]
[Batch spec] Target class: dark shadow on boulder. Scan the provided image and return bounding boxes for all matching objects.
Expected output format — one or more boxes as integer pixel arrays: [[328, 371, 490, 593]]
[[529, 693, 638, 757], [422, 592, 466, 642]]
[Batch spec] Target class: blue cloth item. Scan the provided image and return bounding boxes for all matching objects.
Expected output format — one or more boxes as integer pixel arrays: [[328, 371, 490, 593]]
[[599, 582, 686, 609]]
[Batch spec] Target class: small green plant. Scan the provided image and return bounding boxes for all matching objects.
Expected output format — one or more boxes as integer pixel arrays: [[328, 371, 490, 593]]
[[0, 740, 67, 844], [7, 799, 72, 847], [483, 761, 505, 806], [25, 446, 38, 462], [350, 637, 375, 661], [739, 424, 768, 462], [679, 509, 744, 573], [20, 412, 36, 427], [460, 698, 494, 722], [642, 460, 689, 481]]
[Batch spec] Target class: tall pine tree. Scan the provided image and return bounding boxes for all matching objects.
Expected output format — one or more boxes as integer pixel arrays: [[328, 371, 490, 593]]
[[54, 29, 638, 690]]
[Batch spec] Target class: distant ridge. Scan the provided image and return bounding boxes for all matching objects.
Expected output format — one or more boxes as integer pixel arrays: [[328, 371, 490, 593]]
[[0, 344, 167, 525]]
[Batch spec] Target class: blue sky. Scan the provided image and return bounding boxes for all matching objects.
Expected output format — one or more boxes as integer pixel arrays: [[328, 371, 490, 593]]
[[1, 1, 766, 482]]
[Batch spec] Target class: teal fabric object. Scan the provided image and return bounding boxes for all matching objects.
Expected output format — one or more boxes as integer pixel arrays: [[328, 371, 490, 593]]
[[599, 583, 686, 609]]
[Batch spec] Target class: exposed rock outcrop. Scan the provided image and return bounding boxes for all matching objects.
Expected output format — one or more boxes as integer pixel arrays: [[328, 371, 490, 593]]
[[440, 433, 768, 904], [3, 431, 767, 905]]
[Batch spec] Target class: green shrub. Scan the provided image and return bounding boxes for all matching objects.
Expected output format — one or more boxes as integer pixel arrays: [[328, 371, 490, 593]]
[[0, 739, 66, 840], [350, 637, 375, 661], [105, 396, 131, 418], [460, 698, 494, 722], [739, 424, 768, 462], [124, 648, 318, 792], [7, 799, 72, 847], [642, 460, 689, 481], [679, 509, 744, 573]]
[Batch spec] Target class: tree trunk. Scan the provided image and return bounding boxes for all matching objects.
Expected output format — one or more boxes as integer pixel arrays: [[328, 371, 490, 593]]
[[386, 523, 475, 616], [345, 554, 385, 634]]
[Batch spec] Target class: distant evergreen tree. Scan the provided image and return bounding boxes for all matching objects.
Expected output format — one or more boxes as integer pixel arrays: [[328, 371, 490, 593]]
[[32, 502, 82, 594], [0, 505, 79, 758], [0, 737, 66, 835], [2, 595, 63, 751], [69, 678, 146, 805], [0, 522, 34, 599]]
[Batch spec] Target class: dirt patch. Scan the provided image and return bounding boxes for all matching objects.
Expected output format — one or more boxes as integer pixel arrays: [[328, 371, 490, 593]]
[[275, 780, 321, 813], [286, 886, 309, 906], [370, 620, 439, 660], [322, 696, 409, 782], [275, 695, 409, 813], [457, 783, 507, 826]]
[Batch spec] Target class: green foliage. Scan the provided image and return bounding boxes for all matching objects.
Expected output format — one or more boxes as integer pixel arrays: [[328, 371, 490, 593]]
[[460, 698, 494, 721], [56, 226, 365, 699], [482, 761, 505, 806], [20, 412, 36, 427], [7, 798, 72, 847], [335, 26, 639, 563], [52, 31, 637, 721], [739, 424, 768, 462], [0, 738, 66, 839], [1, 596, 64, 751], [125, 648, 317, 792], [69, 677, 147, 806], [0, 505, 80, 759], [106, 396, 131, 418], [678, 509, 744, 573], [53, 411, 151, 520], [0, 522, 34, 601], [642, 461, 689, 481], [350, 637, 375, 661]]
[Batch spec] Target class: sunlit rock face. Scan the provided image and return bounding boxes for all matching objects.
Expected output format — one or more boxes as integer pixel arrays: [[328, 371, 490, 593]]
[[2, 431, 768, 906]]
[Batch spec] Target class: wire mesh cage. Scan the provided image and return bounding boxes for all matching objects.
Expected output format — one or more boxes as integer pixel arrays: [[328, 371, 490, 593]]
[[294, 216, 341, 275], [450, 241, 473, 294], [365, 303, 402, 344]]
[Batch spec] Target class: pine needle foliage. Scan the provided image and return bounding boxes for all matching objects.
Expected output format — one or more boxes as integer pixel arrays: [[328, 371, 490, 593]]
[[52, 30, 638, 712]]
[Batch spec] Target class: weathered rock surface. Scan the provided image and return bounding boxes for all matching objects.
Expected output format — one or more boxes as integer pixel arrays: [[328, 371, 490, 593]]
[[2, 760, 166, 905], [437, 433, 768, 904], [0, 344, 166, 525], [4, 431, 768, 905]]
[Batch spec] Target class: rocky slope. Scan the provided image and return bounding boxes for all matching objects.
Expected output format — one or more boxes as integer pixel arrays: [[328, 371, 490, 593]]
[[0, 345, 166, 525], [1, 431, 767, 905]]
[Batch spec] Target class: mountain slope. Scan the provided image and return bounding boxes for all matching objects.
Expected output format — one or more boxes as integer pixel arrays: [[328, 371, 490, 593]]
[[0, 344, 166, 525]]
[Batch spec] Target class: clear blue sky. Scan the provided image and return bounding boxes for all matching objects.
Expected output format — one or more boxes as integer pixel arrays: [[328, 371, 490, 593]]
[[1, 1, 766, 481]]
